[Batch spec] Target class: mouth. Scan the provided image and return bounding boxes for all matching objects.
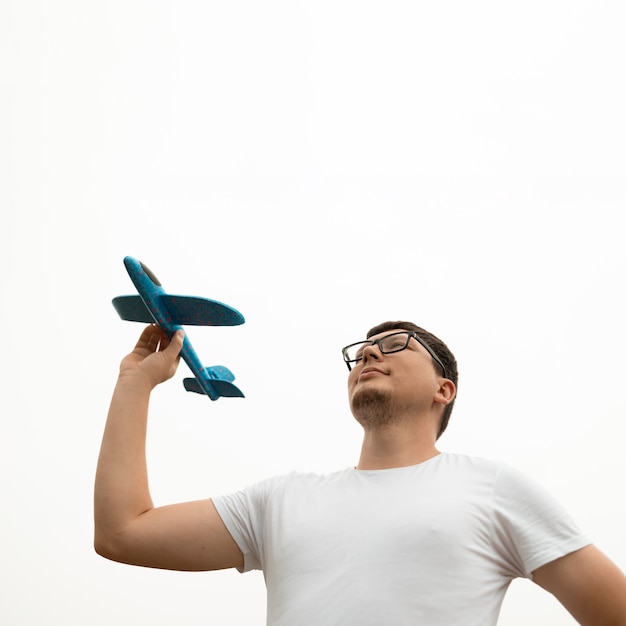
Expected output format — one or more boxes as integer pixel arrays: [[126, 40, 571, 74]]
[[358, 367, 387, 381]]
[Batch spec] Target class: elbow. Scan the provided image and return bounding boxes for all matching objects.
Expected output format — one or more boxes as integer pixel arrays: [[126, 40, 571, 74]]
[[93, 531, 117, 561], [94, 522, 149, 567], [93, 508, 153, 565], [93, 527, 128, 563]]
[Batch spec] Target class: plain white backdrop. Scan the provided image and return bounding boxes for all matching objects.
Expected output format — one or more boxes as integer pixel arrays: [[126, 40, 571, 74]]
[[2, 1, 625, 624]]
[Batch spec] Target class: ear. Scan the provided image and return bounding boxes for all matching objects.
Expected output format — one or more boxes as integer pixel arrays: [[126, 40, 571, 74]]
[[434, 379, 456, 406]]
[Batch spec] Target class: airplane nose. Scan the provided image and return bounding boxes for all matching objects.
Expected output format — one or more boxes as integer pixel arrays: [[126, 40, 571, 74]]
[[123, 256, 163, 286]]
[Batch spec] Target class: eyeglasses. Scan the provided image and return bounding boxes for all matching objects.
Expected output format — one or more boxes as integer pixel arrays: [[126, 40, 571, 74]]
[[341, 331, 447, 376]]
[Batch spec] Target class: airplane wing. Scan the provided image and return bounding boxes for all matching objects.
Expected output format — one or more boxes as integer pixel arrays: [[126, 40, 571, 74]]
[[111, 294, 244, 326], [112, 295, 155, 323], [163, 295, 245, 326]]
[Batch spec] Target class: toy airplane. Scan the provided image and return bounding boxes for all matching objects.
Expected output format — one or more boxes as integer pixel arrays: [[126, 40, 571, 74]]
[[112, 256, 245, 400]]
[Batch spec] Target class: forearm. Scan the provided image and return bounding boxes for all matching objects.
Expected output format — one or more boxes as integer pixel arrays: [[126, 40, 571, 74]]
[[94, 373, 155, 556]]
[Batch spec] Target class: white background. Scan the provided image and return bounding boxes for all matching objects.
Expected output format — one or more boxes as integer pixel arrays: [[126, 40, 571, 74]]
[[1, 1, 625, 624]]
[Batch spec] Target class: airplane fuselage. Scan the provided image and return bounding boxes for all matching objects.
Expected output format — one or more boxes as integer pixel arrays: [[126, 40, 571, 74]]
[[123, 256, 225, 400]]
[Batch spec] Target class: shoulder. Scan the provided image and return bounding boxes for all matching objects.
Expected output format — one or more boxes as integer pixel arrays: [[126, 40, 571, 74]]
[[434, 452, 507, 482], [438, 452, 541, 485], [438, 453, 568, 506], [216, 467, 354, 503], [435, 453, 570, 515]]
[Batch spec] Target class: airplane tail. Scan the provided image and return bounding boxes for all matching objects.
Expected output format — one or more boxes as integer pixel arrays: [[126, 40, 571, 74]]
[[183, 366, 244, 399], [204, 365, 236, 381]]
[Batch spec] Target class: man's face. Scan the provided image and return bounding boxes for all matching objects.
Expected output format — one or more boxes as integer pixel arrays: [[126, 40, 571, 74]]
[[347, 329, 443, 427]]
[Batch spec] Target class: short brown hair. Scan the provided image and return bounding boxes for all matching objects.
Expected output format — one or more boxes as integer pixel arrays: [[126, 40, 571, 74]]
[[366, 321, 458, 438]]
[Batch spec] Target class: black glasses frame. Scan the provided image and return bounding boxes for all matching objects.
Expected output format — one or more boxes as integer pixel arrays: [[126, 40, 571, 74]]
[[341, 331, 447, 377]]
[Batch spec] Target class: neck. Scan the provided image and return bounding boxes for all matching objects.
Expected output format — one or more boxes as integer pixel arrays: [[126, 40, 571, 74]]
[[355, 421, 440, 470]]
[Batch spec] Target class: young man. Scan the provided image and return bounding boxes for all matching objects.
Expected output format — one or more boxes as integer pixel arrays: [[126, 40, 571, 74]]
[[94, 321, 626, 625]]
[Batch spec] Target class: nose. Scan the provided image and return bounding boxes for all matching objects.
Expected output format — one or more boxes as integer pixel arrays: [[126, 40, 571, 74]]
[[361, 341, 382, 363]]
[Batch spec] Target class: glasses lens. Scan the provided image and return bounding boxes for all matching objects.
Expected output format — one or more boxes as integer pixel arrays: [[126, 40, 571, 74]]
[[344, 341, 369, 363], [380, 332, 410, 354]]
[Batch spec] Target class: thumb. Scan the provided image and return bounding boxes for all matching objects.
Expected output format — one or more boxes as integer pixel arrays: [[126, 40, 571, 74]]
[[166, 329, 185, 359], [156, 329, 184, 383]]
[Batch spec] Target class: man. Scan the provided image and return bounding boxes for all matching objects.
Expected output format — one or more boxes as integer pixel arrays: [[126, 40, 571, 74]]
[[94, 321, 626, 625]]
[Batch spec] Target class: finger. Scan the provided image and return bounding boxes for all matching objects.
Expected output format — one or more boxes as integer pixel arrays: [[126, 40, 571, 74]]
[[135, 324, 161, 353]]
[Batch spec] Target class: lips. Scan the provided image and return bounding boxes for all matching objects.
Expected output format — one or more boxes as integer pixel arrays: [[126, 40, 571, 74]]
[[359, 367, 387, 380]]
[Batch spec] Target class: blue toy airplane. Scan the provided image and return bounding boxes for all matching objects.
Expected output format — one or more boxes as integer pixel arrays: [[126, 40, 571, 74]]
[[112, 256, 245, 400]]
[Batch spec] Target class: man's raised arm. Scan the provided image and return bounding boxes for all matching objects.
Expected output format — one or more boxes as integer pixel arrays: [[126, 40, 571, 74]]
[[93, 325, 243, 572]]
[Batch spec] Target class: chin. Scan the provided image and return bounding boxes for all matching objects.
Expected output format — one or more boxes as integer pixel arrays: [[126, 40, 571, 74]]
[[350, 387, 396, 428]]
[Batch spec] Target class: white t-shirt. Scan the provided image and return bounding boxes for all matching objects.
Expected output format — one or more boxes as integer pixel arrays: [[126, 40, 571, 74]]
[[213, 453, 589, 626]]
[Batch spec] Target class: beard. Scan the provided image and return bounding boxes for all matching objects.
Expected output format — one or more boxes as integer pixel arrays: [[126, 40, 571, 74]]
[[350, 386, 397, 428]]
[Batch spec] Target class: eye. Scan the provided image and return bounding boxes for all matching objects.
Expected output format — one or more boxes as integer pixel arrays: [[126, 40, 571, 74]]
[[382, 337, 406, 352]]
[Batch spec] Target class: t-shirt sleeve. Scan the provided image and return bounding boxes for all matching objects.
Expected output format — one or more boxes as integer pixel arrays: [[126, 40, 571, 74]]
[[212, 478, 276, 573], [490, 464, 591, 579]]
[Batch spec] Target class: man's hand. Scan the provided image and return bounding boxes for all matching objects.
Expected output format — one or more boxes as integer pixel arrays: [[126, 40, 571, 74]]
[[118, 324, 184, 389]]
